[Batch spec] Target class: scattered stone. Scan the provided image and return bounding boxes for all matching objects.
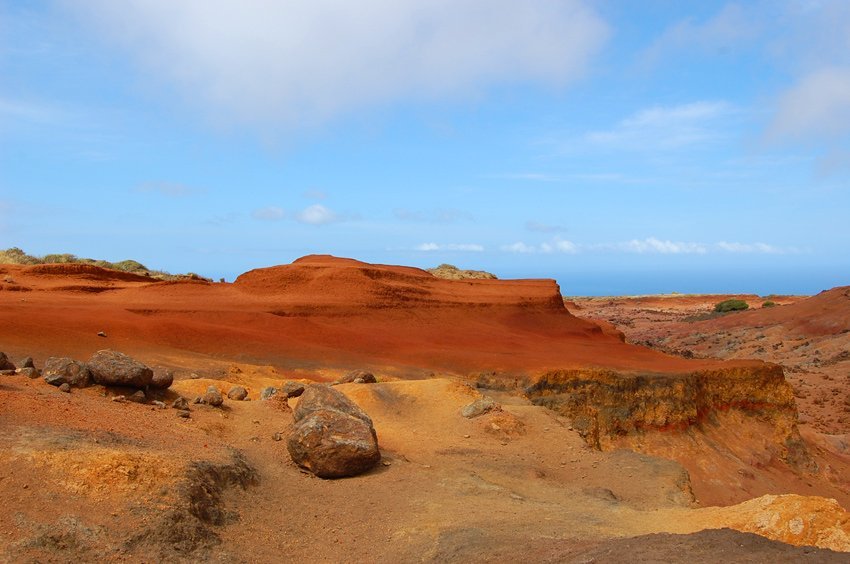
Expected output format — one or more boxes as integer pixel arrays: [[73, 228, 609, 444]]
[[203, 386, 223, 407], [0, 369, 15, 376], [272, 432, 283, 441], [287, 384, 380, 479], [42, 357, 92, 388], [111, 395, 126, 403], [97, 331, 107, 337], [193, 396, 203, 404], [59, 383, 71, 393], [127, 390, 147, 403], [461, 397, 500, 419], [333, 369, 377, 385], [0, 352, 16, 371], [227, 386, 248, 401], [260, 386, 278, 400], [18, 367, 39, 379], [20, 357, 34, 369], [172, 397, 189, 410], [87, 350, 153, 388], [177, 410, 190, 419], [150, 368, 174, 390], [152, 400, 167, 409], [188, 373, 200, 379], [281, 380, 306, 398]]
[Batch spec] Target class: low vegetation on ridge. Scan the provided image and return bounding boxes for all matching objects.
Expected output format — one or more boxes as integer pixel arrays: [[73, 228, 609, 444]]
[[0, 247, 210, 281]]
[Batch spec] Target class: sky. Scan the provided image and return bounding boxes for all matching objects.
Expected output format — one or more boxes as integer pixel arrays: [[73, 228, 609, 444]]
[[1, 0, 849, 295]]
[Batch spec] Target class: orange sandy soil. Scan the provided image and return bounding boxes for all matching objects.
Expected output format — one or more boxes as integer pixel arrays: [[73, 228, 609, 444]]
[[1, 257, 849, 561], [572, 291, 850, 435]]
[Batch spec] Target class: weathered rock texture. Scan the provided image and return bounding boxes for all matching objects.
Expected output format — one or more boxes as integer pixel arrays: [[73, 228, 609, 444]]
[[525, 363, 812, 469], [87, 350, 153, 388], [42, 357, 92, 388], [288, 385, 380, 478]]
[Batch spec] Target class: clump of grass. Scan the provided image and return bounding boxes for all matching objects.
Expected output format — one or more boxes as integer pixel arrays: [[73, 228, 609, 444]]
[[0, 247, 211, 282], [762, 300, 777, 308], [714, 299, 749, 313]]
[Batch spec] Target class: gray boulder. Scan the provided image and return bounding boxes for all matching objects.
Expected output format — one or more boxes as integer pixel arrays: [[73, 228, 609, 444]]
[[87, 350, 153, 388], [461, 397, 500, 419], [18, 367, 39, 379], [260, 386, 278, 400], [287, 384, 380, 478], [20, 357, 35, 369], [171, 397, 189, 410], [42, 357, 92, 388], [333, 369, 377, 385]]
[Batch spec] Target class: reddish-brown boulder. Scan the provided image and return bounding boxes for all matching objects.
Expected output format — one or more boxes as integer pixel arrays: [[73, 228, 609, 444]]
[[293, 384, 373, 426], [87, 350, 153, 388], [287, 409, 380, 479], [42, 357, 91, 388]]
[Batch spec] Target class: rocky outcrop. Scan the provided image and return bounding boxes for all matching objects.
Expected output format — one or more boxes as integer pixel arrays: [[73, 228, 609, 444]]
[[525, 363, 812, 469], [42, 357, 92, 388], [150, 368, 174, 390], [87, 350, 153, 388], [288, 385, 380, 478], [0, 351, 15, 371]]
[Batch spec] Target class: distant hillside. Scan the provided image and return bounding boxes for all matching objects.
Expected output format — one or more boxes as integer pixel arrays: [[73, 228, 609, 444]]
[[427, 263, 497, 280], [0, 247, 210, 282]]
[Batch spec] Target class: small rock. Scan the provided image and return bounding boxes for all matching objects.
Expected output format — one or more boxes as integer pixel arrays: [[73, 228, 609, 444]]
[[260, 386, 278, 400], [281, 380, 306, 398], [127, 390, 147, 403], [203, 386, 223, 407], [333, 369, 377, 385], [272, 432, 283, 441], [18, 367, 39, 379], [59, 383, 71, 393], [460, 398, 500, 418], [227, 386, 248, 401], [172, 397, 189, 410], [0, 369, 16, 376], [150, 368, 174, 390], [20, 357, 34, 369], [152, 400, 166, 409], [193, 396, 203, 404], [382, 460, 391, 467], [0, 352, 16, 371], [177, 410, 190, 419], [97, 331, 107, 337], [111, 395, 126, 403], [188, 373, 200, 379]]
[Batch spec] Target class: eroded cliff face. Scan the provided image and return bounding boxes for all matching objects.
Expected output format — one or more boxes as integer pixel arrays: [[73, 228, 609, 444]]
[[525, 363, 814, 471]]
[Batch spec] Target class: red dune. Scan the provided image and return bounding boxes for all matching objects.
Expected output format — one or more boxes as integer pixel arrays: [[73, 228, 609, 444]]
[[0, 255, 749, 376]]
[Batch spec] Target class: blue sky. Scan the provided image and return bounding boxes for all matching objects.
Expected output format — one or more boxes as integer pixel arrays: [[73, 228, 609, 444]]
[[1, 1, 849, 294]]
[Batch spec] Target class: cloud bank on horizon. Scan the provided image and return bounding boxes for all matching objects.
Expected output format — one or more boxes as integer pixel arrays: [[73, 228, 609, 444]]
[[1, 0, 849, 293]]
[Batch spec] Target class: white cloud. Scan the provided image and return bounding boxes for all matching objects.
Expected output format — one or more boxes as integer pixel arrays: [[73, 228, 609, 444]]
[[716, 241, 783, 254], [586, 101, 733, 150], [296, 204, 338, 225], [416, 242, 484, 252], [251, 206, 286, 221], [768, 67, 850, 141], [71, 0, 609, 131], [617, 238, 708, 254], [525, 220, 566, 233], [501, 239, 577, 254]]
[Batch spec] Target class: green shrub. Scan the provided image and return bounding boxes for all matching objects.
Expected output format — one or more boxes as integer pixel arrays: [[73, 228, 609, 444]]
[[714, 299, 749, 313], [111, 259, 148, 272], [42, 253, 78, 263], [762, 300, 777, 308]]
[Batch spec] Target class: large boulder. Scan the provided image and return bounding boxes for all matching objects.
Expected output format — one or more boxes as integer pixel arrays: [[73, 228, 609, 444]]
[[293, 384, 373, 425], [0, 352, 15, 371], [42, 357, 92, 388], [87, 350, 153, 388], [202, 386, 224, 407], [281, 380, 306, 398], [287, 384, 380, 478]]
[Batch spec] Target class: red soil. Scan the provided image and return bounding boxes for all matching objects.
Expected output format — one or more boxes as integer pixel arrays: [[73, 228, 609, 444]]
[[0, 255, 751, 377]]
